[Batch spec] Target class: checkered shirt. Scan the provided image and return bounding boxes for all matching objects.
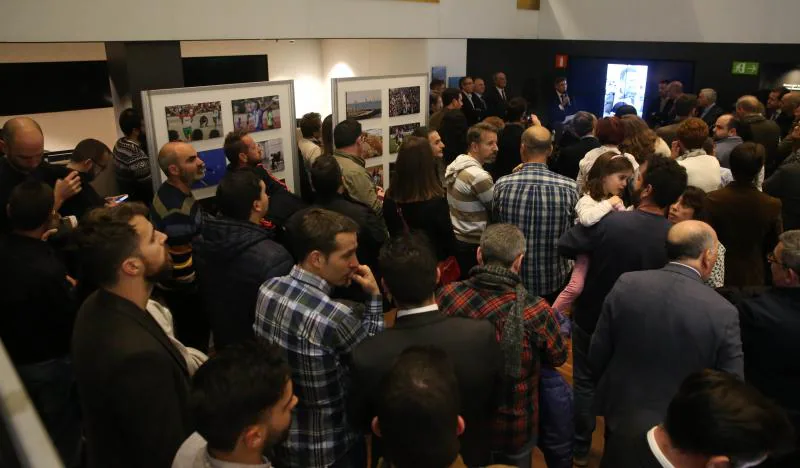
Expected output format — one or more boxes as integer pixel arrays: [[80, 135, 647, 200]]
[[493, 163, 578, 296], [254, 265, 384, 468], [437, 266, 568, 453]]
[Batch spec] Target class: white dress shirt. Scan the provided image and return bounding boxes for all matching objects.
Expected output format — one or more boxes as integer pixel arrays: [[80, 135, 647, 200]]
[[395, 304, 439, 319]]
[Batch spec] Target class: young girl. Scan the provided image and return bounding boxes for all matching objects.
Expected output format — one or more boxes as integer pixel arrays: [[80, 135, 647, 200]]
[[553, 152, 635, 314]]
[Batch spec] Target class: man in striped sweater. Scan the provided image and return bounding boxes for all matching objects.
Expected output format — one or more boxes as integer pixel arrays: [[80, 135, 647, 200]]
[[444, 122, 498, 278], [113, 108, 154, 205], [151, 141, 208, 351]]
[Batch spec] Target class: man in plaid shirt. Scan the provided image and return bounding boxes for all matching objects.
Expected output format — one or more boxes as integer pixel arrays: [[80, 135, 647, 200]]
[[438, 224, 568, 468], [493, 125, 578, 303], [254, 208, 384, 468]]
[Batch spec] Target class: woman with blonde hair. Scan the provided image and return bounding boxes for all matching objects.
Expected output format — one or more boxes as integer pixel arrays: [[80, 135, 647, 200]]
[[620, 115, 671, 161]]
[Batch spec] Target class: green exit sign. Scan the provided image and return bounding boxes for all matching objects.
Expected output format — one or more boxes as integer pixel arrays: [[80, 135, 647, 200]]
[[732, 61, 759, 76]]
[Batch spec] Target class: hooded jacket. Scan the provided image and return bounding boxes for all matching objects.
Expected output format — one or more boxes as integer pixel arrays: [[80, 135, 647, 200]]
[[445, 154, 494, 244], [193, 215, 293, 349]]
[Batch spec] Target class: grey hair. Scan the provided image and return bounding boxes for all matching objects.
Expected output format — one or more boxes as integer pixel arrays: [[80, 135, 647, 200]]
[[779, 230, 800, 272], [700, 88, 717, 104], [480, 224, 525, 268], [666, 228, 715, 261]]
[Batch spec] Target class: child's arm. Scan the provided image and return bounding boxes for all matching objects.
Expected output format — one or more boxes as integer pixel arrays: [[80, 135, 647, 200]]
[[575, 195, 620, 226], [552, 254, 590, 316]]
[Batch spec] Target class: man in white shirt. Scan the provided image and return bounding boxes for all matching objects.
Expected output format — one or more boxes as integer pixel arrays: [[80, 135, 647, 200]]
[[601, 370, 793, 468], [297, 112, 323, 166], [172, 341, 298, 468]]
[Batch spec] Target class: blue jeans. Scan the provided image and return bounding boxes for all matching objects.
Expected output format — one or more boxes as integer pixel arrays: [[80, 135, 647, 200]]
[[572, 322, 596, 459], [538, 367, 574, 468], [491, 434, 538, 468], [16, 357, 82, 467]]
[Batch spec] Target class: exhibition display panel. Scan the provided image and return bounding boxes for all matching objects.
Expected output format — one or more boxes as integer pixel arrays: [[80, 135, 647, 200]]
[[332, 74, 428, 190], [142, 80, 298, 200]]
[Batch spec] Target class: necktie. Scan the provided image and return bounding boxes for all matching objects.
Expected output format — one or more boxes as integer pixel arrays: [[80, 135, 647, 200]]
[[501, 89, 506, 101]]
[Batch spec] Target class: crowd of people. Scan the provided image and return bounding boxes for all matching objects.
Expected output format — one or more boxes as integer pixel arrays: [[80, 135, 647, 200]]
[[1, 70, 800, 468]]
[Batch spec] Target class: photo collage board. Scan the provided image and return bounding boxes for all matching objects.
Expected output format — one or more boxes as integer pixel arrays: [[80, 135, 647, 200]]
[[332, 74, 429, 191], [142, 81, 298, 200]]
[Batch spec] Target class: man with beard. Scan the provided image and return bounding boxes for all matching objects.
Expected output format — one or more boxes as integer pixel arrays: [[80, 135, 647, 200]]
[[223, 130, 307, 229], [172, 341, 298, 468], [58, 138, 111, 220], [558, 155, 687, 467], [72, 202, 192, 468], [151, 142, 209, 351]]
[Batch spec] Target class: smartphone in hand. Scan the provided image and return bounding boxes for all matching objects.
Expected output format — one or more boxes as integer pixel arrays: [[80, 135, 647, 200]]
[[105, 194, 129, 204]]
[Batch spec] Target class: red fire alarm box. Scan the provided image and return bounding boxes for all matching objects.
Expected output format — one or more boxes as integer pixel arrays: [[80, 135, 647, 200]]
[[555, 54, 569, 69]]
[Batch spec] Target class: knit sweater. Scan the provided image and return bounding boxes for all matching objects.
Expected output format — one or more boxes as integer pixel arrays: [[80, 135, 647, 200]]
[[445, 154, 494, 244]]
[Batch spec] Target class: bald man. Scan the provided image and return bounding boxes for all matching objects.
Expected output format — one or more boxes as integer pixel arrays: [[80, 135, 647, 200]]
[[0, 117, 82, 232], [493, 125, 578, 301], [588, 220, 743, 438], [736, 95, 782, 175], [150, 141, 209, 351]]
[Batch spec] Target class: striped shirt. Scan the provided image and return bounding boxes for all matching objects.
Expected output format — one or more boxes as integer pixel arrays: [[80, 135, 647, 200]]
[[112, 137, 152, 183], [151, 182, 202, 290], [445, 154, 494, 244], [254, 266, 383, 468], [494, 163, 578, 296]]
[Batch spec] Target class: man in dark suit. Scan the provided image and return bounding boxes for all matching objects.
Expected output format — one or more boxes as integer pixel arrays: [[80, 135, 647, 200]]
[[736, 95, 782, 175], [601, 370, 794, 468], [777, 92, 800, 138], [589, 220, 744, 437], [484, 71, 510, 119], [552, 111, 599, 180], [549, 77, 577, 129], [434, 88, 470, 166], [697, 88, 725, 133], [459, 76, 483, 126], [473, 77, 489, 118], [645, 80, 671, 128], [350, 234, 503, 467], [558, 155, 688, 465], [72, 203, 192, 468]]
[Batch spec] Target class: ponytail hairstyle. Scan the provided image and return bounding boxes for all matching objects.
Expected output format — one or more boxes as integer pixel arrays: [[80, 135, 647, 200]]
[[584, 152, 635, 201]]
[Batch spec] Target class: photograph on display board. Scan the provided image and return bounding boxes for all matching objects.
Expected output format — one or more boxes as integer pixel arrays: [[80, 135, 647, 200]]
[[259, 138, 285, 173], [361, 128, 383, 159], [192, 147, 227, 189], [232, 95, 282, 132], [346, 90, 382, 121], [431, 66, 446, 82], [367, 165, 384, 188], [389, 86, 421, 117], [165, 101, 224, 142], [389, 123, 421, 154]]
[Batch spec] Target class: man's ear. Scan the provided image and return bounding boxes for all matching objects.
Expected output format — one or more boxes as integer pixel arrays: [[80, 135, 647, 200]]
[[511, 253, 524, 273], [476, 247, 484, 266], [371, 417, 382, 438], [120, 256, 141, 278], [704, 455, 730, 468], [456, 416, 465, 436], [242, 424, 265, 450]]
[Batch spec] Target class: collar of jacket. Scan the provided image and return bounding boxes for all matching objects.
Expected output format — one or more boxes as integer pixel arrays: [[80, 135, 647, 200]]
[[334, 150, 365, 168], [742, 114, 766, 124]]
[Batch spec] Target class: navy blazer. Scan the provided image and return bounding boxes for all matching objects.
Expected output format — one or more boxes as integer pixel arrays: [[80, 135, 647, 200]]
[[589, 263, 744, 433]]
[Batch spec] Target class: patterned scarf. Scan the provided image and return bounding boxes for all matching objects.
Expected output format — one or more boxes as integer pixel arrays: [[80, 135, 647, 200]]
[[468, 265, 528, 379]]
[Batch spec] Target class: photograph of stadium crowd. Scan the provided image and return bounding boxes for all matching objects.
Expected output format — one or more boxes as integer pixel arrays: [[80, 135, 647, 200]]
[[388, 86, 421, 117], [232, 95, 281, 132], [165, 101, 224, 142], [361, 128, 383, 159], [367, 164, 384, 188], [389, 123, 421, 153], [259, 138, 285, 173], [346, 90, 382, 121]]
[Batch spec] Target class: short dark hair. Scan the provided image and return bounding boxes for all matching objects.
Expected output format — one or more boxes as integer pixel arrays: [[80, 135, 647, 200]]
[[675, 94, 698, 118], [168, 130, 180, 142], [321, 114, 334, 156], [772, 86, 790, 98], [441, 88, 461, 107], [286, 208, 359, 261], [379, 234, 438, 308], [506, 97, 527, 122], [554, 76, 567, 85], [8, 181, 54, 231], [377, 346, 460, 468], [191, 129, 204, 141], [614, 104, 637, 118], [75, 203, 150, 288], [730, 142, 765, 183], [215, 170, 262, 221], [411, 126, 435, 138], [224, 130, 250, 166], [641, 154, 688, 209], [333, 119, 362, 149], [191, 341, 292, 453], [118, 108, 143, 136], [596, 117, 625, 146], [309, 154, 342, 198], [209, 129, 220, 139], [458, 76, 471, 89], [467, 122, 498, 149], [430, 79, 445, 90], [678, 186, 710, 222], [572, 111, 596, 137], [299, 112, 322, 139], [665, 370, 794, 463], [71, 138, 111, 164], [677, 118, 709, 150]]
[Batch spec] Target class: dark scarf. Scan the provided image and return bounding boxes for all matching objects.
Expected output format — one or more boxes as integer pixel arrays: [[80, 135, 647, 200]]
[[468, 265, 528, 379]]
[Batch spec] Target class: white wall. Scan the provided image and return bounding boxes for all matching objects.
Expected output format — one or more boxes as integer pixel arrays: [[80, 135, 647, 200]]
[[538, 0, 800, 44], [427, 39, 468, 79], [0, 0, 539, 42]]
